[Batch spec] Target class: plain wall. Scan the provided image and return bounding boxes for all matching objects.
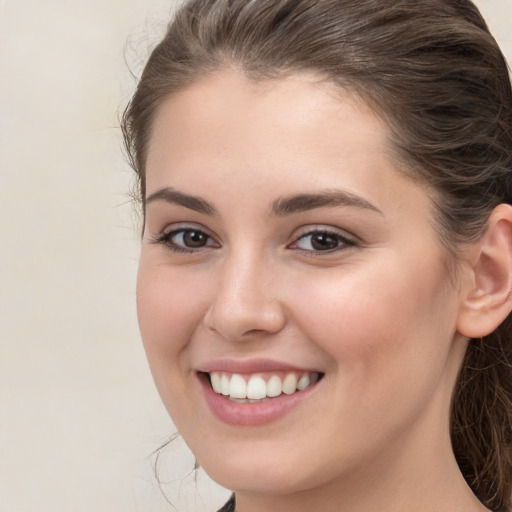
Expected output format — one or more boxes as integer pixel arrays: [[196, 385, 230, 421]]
[[0, 1, 510, 511]]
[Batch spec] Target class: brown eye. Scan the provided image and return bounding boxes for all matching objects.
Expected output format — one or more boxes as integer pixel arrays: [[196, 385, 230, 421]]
[[293, 229, 355, 253], [182, 229, 208, 248], [154, 228, 218, 252], [310, 232, 340, 251]]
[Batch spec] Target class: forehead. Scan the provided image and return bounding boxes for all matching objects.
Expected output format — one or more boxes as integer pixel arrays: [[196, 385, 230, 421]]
[[149, 72, 389, 177], [148, 70, 383, 137], [145, 69, 432, 220]]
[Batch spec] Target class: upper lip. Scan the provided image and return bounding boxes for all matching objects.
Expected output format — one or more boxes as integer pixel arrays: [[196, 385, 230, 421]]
[[197, 358, 319, 374]]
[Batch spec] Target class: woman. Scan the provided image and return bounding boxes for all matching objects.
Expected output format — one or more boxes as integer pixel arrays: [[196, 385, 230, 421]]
[[122, 1, 512, 511]]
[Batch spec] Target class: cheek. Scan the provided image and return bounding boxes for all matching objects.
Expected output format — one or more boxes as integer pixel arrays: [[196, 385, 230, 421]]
[[287, 254, 457, 402], [136, 258, 210, 370], [136, 258, 217, 429]]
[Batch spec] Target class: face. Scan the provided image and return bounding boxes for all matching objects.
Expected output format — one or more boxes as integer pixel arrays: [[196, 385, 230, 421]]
[[138, 70, 468, 497]]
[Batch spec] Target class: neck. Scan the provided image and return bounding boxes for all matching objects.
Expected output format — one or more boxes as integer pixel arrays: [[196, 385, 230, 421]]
[[235, 457, 487, 512], [233, 413, 489, 512]]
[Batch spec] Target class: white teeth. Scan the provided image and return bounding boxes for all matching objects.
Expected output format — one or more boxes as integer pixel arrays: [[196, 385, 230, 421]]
[[247, 376, 267, 399], [229, 374, 247, 399], [220, 374, 230, 396], [266, 375, 282, 397], [209, 371, 320, 400], [282, 373, 298, 395], [210, 372, 222, 393], [297, 374, 311, 391]]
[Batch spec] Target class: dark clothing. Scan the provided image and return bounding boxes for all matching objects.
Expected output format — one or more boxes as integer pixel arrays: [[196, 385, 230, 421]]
[[217, 494, 236, 512]]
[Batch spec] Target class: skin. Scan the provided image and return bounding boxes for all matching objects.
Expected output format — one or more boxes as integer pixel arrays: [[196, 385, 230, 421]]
[[137, 69, 493, 512]]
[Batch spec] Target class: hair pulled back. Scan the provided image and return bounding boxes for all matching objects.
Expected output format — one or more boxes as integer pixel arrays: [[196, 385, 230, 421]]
[[122, 1, 512, 510]]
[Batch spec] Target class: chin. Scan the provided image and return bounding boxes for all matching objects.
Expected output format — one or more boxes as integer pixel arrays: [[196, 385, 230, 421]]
[[206, 463, 310, 496], [196, 441, 332, 496]]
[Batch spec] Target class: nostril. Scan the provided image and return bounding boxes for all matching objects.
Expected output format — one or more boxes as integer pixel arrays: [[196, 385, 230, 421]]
[[202, 282, 286, 341], [244, 328, 271, 336]]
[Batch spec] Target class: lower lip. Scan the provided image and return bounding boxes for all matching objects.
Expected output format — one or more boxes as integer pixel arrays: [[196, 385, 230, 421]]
[[198, 373, 320, 426]]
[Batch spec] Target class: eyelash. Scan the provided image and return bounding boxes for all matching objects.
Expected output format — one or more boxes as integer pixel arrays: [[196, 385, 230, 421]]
[[151, 227, 356, 255], [151, 227, 218, 254], [291, 229, 356, 255]]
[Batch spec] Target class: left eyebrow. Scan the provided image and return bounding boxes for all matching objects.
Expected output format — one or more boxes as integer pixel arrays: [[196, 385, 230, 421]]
[[268, 190, 383, 217], [146, 187, 218, 216]]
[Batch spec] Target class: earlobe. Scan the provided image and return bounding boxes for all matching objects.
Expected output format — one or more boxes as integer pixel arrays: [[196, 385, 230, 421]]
[[457, 204, 512, 339]]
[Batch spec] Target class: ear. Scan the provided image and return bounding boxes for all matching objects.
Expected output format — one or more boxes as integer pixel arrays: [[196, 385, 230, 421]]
[[457, 204, 512, 339]]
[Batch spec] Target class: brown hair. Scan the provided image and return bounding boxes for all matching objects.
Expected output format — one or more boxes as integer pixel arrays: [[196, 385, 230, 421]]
[[122, 1, 512, 510]]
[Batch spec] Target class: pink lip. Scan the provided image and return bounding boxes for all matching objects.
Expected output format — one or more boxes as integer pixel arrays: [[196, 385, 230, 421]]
[[198, 358, 315, 374], [197, 371, 322, 426]]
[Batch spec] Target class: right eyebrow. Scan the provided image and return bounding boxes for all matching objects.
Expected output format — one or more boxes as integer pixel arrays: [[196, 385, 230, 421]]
[[145, 187, 218, 216], [268, 189, 383, 217]]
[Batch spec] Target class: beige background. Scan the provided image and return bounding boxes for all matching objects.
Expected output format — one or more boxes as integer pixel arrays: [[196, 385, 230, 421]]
[[0, 1, 510, 511]]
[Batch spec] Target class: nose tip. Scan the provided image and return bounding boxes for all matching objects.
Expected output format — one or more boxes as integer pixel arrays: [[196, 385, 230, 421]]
[[204, 302, 285, 341], [203, 266, 286, 342]]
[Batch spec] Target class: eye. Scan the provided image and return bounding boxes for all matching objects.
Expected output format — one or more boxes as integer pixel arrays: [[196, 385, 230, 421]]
[[152, 227, 218, 253], [291, 229, 355, 253]]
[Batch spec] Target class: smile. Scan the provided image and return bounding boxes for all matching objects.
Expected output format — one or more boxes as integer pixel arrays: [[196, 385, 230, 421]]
[[208, 371, 321, 401], [197, 362, 325, 425]]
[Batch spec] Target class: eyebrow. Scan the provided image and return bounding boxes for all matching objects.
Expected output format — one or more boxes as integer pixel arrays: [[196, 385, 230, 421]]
[[269, 190, 383, 217], [145, 187, 382, 217], [146, 187, 218, 216]]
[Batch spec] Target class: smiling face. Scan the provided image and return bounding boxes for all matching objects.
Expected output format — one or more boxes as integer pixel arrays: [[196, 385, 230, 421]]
[[137, 70, 471, 506]]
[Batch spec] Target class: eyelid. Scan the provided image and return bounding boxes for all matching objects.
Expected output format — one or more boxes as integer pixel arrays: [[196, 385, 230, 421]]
[[297, 224, 356, 239], [149, 222, 357, 255], [149, 222, 220, 252], [293, 224, 357, 242], [288, 225, 358, 253], [150, 221, 213, 238]]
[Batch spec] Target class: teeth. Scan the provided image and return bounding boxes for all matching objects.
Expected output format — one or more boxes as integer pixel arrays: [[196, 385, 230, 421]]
[[210, 372, 222, 393], [246, 376, 267, 399], [297, 374, 311, 391], [220, 374, 230, 396], [229, 374, 247, 399], [282, 373, 298, 395], [266, 375, 282, 397], [208, 371, 320, 400]]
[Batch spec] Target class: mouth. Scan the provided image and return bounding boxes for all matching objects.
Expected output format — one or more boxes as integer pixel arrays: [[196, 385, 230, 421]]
[[202, 370, 324, 402]]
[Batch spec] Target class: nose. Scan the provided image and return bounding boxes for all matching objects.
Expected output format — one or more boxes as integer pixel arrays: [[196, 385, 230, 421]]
[[203, 250, 286, 342]]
